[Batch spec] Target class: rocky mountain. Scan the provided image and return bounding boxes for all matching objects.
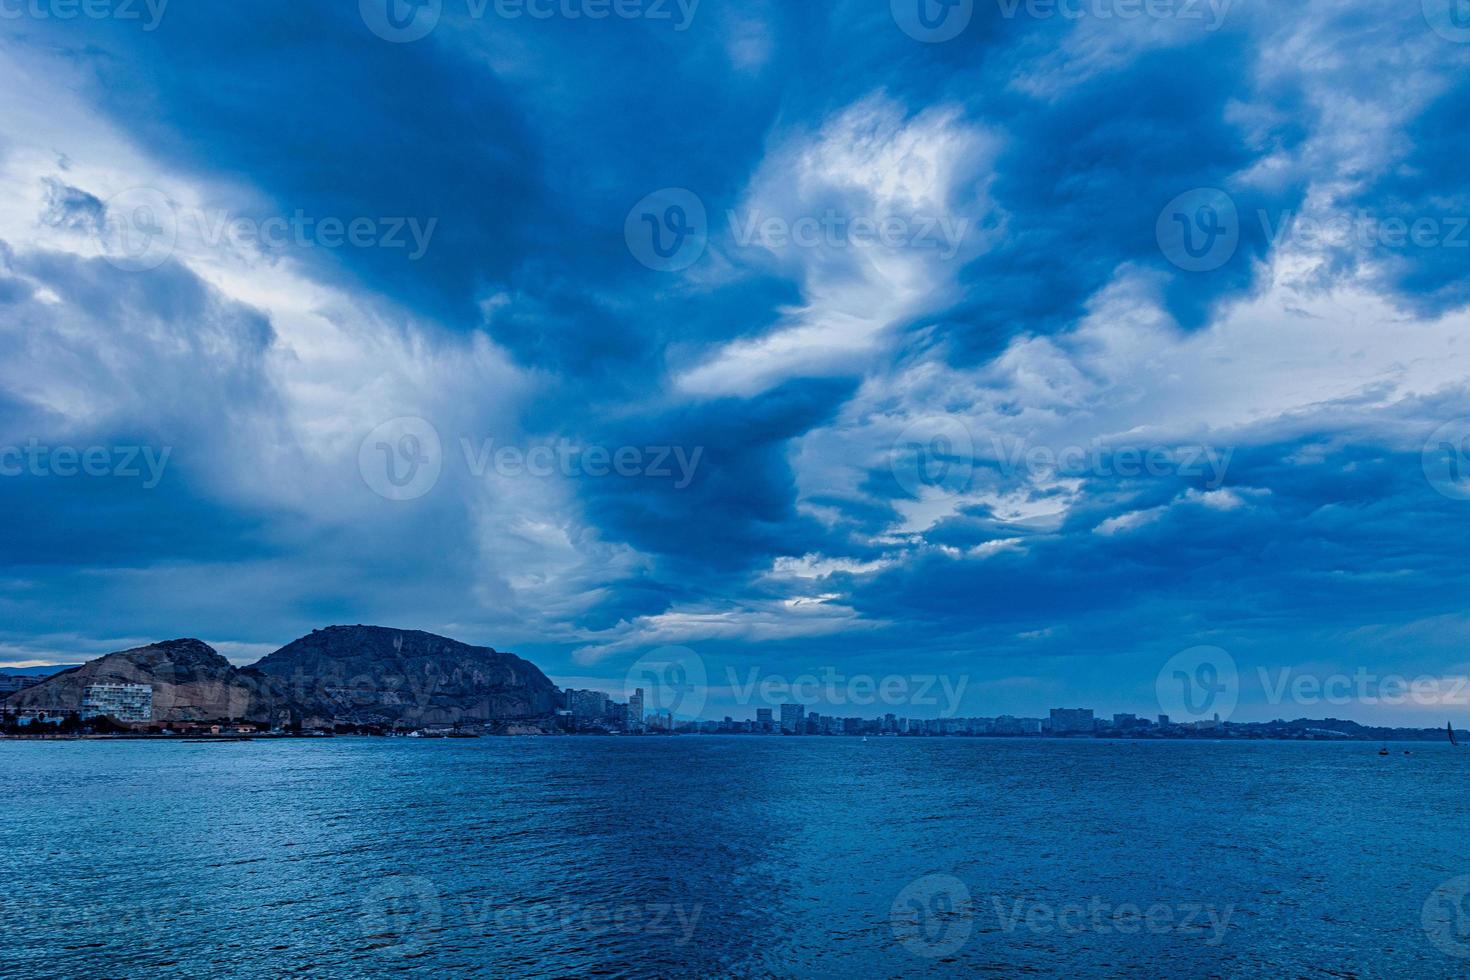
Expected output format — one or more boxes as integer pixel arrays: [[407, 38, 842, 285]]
[[249, 625, 560, 728], [0, 639, 292, 725]]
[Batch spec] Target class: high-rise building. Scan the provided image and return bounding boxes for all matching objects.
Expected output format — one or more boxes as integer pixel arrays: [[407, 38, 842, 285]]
[[566, 689, 608, 720], [756, 707, 773, 732], [779, 703, 805, 734], [1048, 708, 1095, 734], [628, 688, 644, 730], [1158, 714, 1170, 727], [81, 683, 153, 723]]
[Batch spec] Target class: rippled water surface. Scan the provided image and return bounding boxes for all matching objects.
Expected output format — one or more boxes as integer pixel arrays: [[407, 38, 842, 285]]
[[2, 737, 1467, 977]]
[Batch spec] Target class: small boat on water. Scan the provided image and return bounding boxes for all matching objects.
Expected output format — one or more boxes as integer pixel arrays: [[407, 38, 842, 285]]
[[1378, 746, 1389, 756], [1450, 722, 1460, 748]]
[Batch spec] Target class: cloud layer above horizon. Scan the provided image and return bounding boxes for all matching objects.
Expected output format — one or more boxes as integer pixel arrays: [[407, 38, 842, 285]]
[[2, 0, 1469, 723]]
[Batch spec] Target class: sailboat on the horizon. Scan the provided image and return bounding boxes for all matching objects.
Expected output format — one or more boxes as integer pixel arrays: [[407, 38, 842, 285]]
[[1450, 722, 1459, 748]]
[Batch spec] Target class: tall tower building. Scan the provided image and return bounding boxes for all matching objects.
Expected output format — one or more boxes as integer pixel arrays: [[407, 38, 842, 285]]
[[628, 688, 644, 731]]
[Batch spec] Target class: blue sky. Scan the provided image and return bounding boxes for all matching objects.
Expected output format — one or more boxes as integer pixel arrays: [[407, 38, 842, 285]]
[[2, 0, 1470, 724]]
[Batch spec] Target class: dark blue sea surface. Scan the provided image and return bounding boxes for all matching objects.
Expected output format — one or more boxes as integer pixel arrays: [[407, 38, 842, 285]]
[[2, 737, 1467, 977]]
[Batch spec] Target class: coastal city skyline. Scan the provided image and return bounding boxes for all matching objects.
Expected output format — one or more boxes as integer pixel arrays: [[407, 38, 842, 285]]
[[9, 640, 1470, 728], [6, 627, 1462, 740], [558, 685, 1462, 741], [5, 669, 1458, 743]]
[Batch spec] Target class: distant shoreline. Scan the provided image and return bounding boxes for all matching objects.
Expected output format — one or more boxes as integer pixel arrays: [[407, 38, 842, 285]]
[[1, 732, 1459, 745]]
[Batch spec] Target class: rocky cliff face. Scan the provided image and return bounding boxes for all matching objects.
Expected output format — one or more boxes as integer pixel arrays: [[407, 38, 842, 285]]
[[249, 625, 561, 728], [1, 639, 291, 725]]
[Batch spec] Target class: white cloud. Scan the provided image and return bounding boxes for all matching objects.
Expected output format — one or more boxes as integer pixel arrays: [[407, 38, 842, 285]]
[[0, 42, 653, 643], [767, 553, 895, 579], [1093, 506, 1167, 536], [571, 598, 881, 664], [676, 94, 1000, 397]]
